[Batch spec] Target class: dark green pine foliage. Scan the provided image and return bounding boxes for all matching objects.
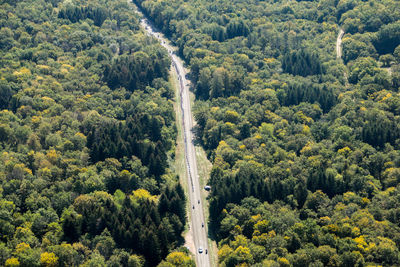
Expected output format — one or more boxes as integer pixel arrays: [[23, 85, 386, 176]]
[[61, 184, 185, 266], [209, 165, 272, 237], [226, 19, 250, 39], [280, 79, 337, 113], [282, 49, 324, 77], [109, 184, 185, 266], [373, 21, 400, 54], [103, 50, 170, 91], [85, 115, 168, 177], [0, 80, 14, 110], [361, 109, 399, 148], [58, 4, 109, 26]]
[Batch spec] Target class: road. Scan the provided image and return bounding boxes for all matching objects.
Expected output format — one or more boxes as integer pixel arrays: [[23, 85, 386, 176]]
[[336, 27, 350, 86], [336, 28, 344, 59], [336, 27, 392, 77], [131, 3, 212, 267]]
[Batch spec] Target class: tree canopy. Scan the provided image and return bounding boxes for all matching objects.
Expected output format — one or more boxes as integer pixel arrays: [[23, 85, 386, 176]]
[[134, 0, 400, 265], [0, 0, 188, 266]]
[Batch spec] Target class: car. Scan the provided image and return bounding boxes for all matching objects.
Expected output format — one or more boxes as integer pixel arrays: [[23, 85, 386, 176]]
[[202, 222, 204, 227], [206, 249, 208, 254], [204, 185, 211, 191], [198, 248, 203, 254]]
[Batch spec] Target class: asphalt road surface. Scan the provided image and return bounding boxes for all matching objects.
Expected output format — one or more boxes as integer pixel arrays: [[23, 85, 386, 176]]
[[132, 3, 212, 267], [336, 28, 344, 59], [336, 28, 349, 85]]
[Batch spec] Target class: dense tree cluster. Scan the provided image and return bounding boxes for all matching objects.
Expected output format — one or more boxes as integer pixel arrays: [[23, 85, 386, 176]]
[[85, 115, 169, 178], [279, 78, 337, 113], [281, 50, 324, 77], [135, 0, 400, 265], [0, 0, 191, 266], [58, 5, 108, 27], [103, 49, 170, 91], [62, 184, 186, 266]]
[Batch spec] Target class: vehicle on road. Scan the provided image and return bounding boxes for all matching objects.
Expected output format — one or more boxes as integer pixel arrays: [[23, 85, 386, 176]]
[[198, 200, 200, 204], [204, 185, 211, 191], [202, 223, 204, 227], [192, 205, 194, 209], [206, 249, 208, 254], [198, 248, 203, 254]]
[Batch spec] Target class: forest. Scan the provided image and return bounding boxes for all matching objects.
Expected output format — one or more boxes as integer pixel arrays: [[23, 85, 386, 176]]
[[133, 0, 400, 265], [0, 0, 194, 266], [2, 0, 400, 265]]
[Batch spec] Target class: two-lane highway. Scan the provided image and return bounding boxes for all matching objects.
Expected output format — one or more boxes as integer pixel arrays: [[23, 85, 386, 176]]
[[131, 3, 212, 267]]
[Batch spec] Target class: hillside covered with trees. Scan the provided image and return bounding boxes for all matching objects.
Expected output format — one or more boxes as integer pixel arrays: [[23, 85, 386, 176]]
[[0, 0, 193, 266], [134, 0, 400, 265]]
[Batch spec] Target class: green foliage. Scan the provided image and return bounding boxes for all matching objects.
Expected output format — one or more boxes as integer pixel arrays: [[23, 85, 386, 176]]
[[2, 0, 400, 265], [133, 0, 400, 265], [374, 21, 400, 55], [0, 0, 184, 266], [103, 50, 170, 91], [282, 50, 324, 77], [279, 78, 337, 112], [58, 4, 109, 27]]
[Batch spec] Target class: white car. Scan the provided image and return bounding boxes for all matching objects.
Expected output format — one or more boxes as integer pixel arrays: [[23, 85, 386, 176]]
[[198, 247, 203, 254]]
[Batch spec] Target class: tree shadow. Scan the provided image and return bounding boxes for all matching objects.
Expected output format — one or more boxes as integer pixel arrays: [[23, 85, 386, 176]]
[[191, 125, 203, 147]]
